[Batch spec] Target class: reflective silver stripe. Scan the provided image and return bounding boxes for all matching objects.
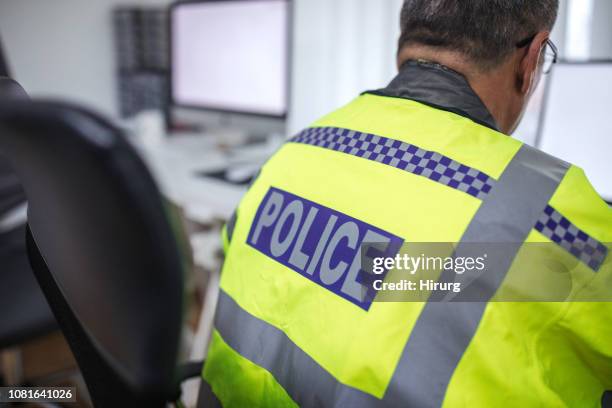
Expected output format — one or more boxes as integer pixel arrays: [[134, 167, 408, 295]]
[[382, 145, 569, 407], [213, 290, 383, 407]]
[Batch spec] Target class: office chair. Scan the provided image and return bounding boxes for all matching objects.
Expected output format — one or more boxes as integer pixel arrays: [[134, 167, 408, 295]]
[[0, 100, 198, 406], [0, 73, 58, 351]]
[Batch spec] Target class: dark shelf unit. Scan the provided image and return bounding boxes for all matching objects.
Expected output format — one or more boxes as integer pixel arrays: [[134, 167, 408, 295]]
[[113, 7, 169, 118]]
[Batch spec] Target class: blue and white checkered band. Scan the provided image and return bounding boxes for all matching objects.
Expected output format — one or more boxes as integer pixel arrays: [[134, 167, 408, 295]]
[[290, 127, 495, 199], [535, 205, 608, 271]]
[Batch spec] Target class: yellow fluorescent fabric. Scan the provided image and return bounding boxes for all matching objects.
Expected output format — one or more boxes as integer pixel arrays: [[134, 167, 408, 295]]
[[445, 167, 611, 406], [219, 146, 479, 396], [221, 224, 229, 254], [446, 166, 611, 407], [204, 330, 297, 408], [206, 93, 612, 407], [312, 94, 522, 180]]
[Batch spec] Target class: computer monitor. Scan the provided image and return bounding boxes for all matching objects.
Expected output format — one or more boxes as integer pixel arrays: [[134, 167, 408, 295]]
[[170, 0, 290, 119], [536, 61, 612, 202]]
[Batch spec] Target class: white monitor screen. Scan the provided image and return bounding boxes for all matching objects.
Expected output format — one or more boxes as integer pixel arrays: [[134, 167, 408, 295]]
[[538, 63, 612, 201], [171, 0, 289, 117]]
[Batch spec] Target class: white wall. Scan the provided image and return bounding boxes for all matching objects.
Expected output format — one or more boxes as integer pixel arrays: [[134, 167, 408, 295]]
[[565, 0, 612, 60], [289, 0, 403, 133], [0, 0, 172, 118], [591, 0, 612, 59]]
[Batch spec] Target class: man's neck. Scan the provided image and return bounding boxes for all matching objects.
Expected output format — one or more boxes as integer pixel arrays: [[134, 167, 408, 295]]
[[397, 47, 515, 134]]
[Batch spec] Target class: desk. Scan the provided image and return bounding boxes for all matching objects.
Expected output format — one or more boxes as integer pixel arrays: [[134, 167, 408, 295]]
[[131, 133, 273, 223]]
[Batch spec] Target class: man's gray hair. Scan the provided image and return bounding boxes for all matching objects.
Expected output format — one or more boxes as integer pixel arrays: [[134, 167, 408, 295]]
[[399, 0, 559, 68]]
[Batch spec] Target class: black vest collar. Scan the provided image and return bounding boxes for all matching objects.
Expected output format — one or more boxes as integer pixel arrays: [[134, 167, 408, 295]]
[[367, 60, 499, 132]]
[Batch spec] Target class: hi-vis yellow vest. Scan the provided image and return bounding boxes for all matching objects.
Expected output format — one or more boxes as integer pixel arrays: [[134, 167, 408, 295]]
[[202, 93, 612, 407]]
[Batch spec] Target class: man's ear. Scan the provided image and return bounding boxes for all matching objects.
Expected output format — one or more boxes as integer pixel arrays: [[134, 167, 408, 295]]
[[519, 31, 549, 95]]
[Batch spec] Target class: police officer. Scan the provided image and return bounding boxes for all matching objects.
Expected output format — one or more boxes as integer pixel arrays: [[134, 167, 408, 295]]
[[201, 1, 612, 406]]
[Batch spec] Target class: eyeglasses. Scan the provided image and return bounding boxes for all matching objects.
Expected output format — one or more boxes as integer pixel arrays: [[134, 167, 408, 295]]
[[516, 35, 558, 74]]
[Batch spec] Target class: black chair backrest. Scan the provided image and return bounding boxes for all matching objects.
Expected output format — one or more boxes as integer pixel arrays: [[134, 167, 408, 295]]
[[0, 101, 185, 406], [0, 77, 27, 100], [0, 77, 28, 216], [0, 33, 29, 216]]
